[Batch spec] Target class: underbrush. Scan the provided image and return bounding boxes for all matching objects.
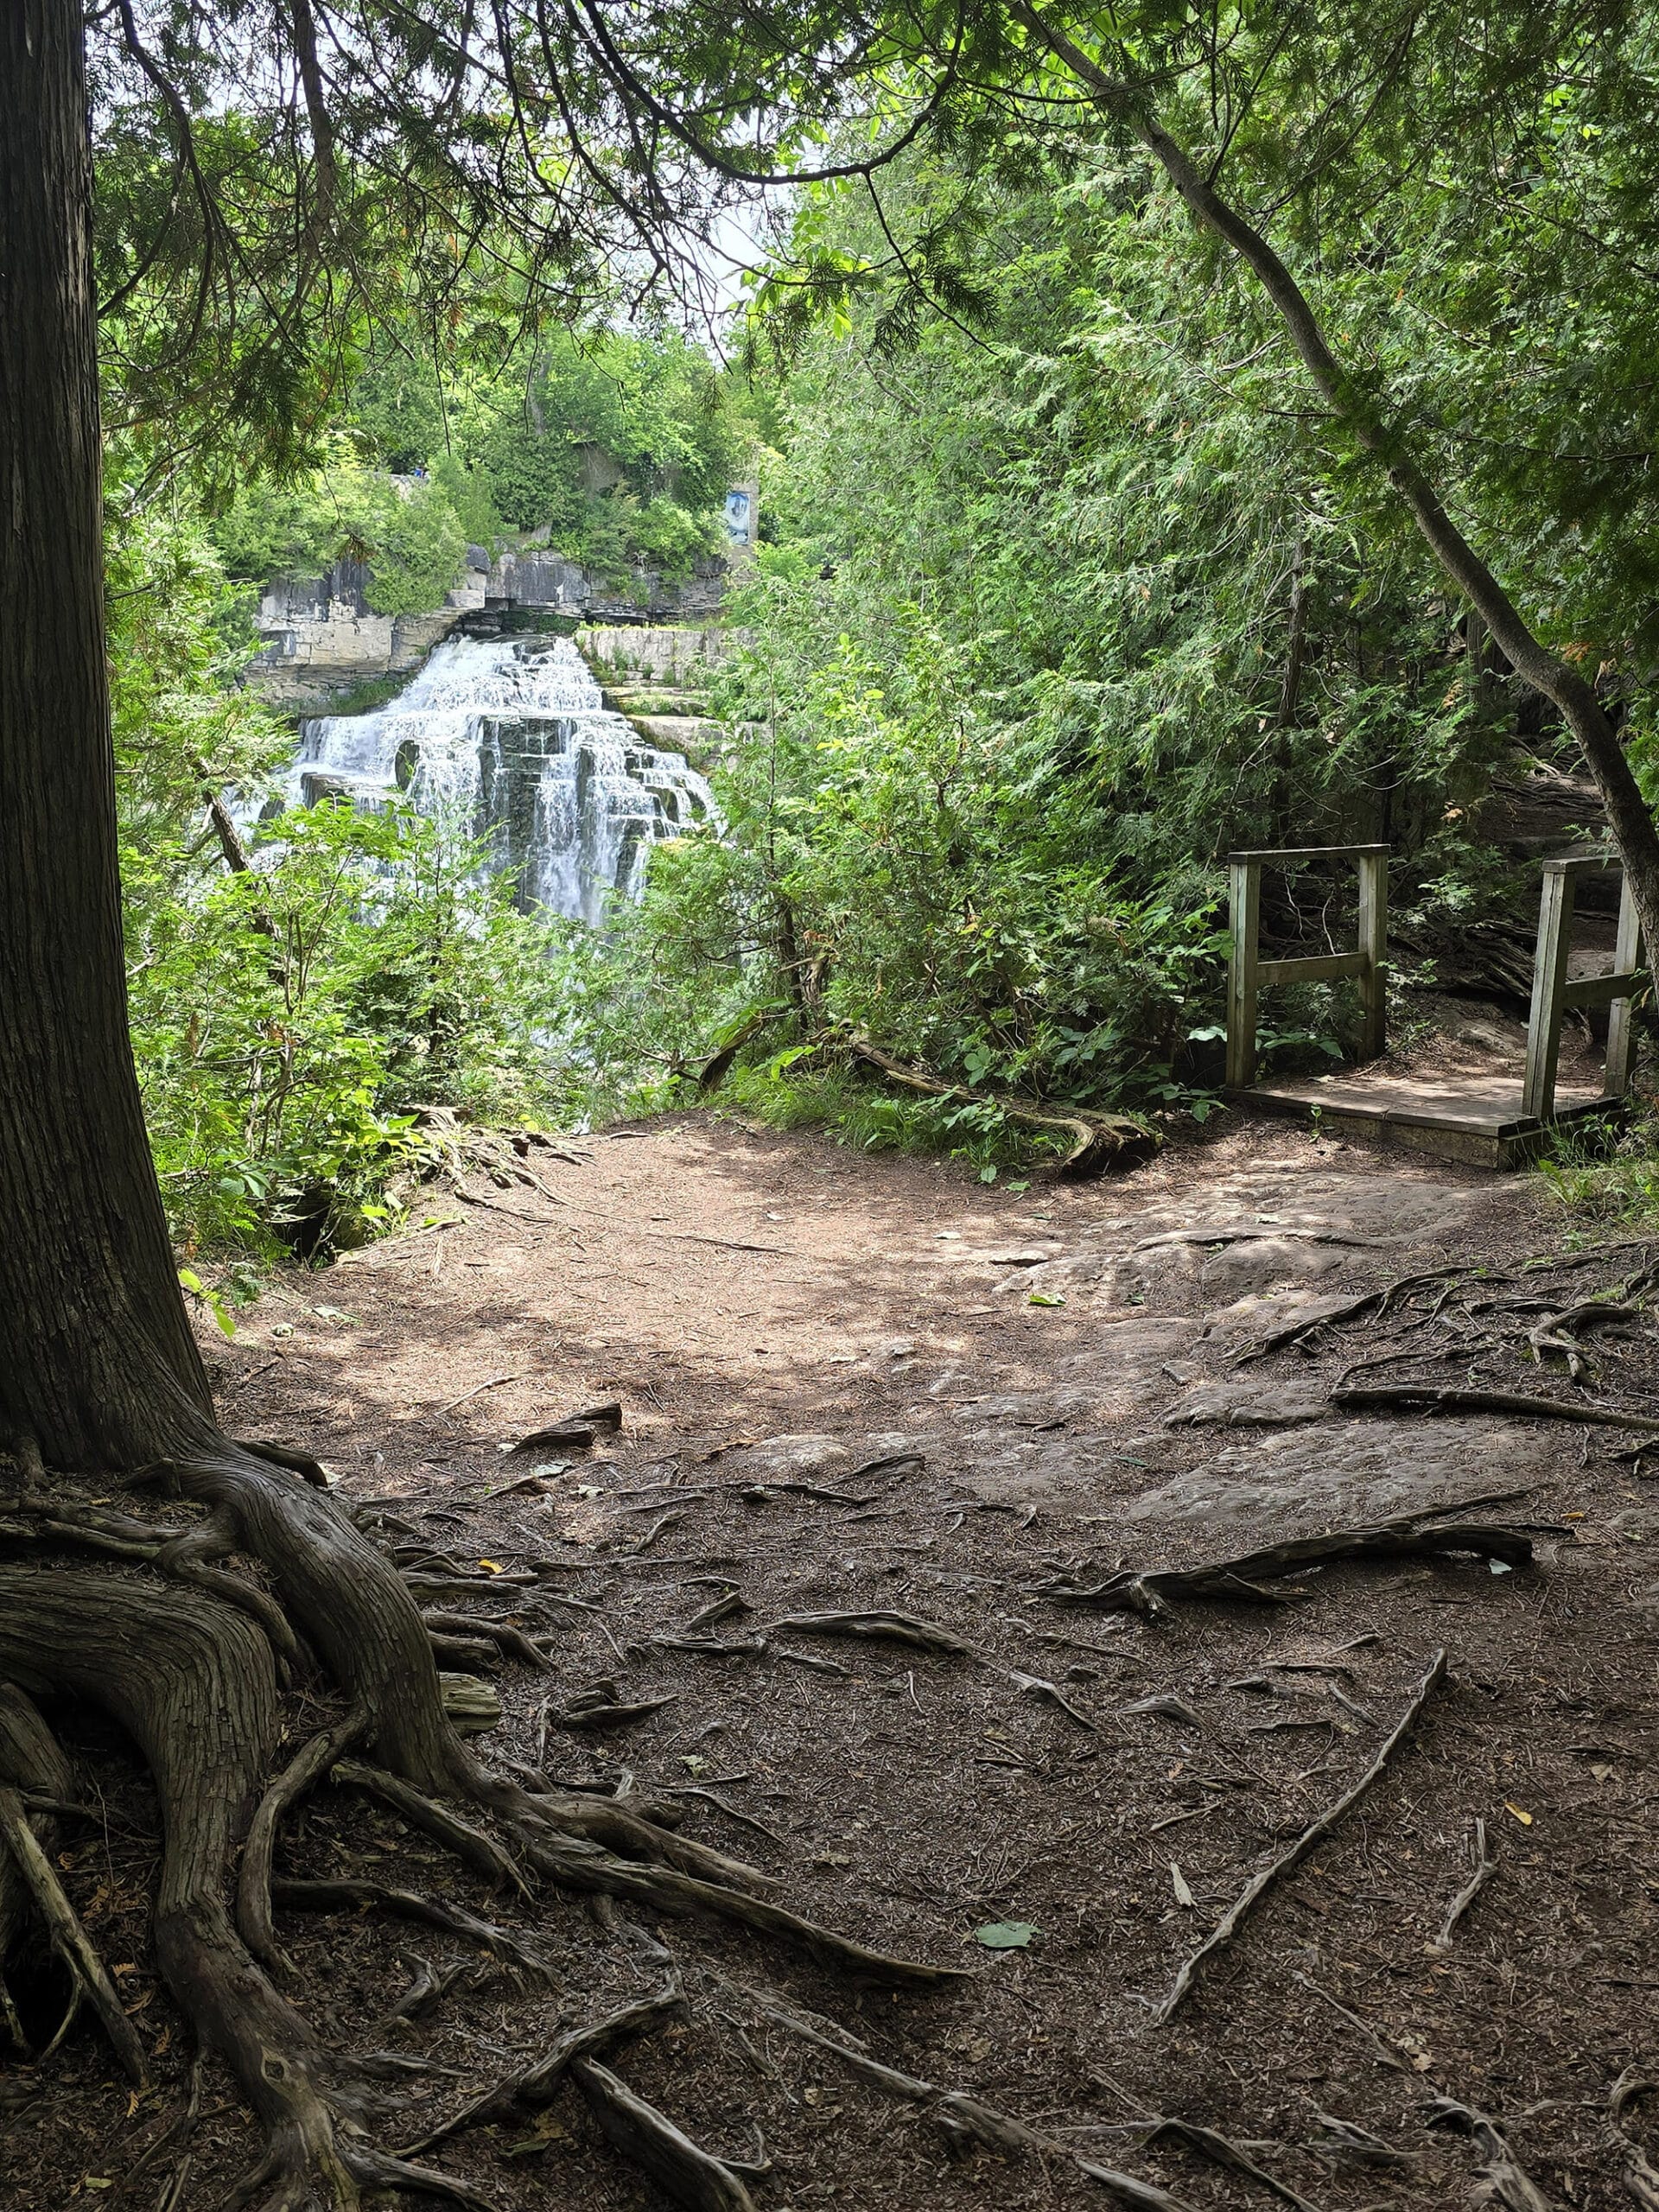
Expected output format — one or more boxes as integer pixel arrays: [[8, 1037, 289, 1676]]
[[710, 1059, 1069, 1183], [1535, 1098, 1659, 1230]]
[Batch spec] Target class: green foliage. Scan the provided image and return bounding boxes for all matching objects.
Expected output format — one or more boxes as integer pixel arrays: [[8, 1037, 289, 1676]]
[[110, 488, 569, 1255], [212, 448, 467, 613]]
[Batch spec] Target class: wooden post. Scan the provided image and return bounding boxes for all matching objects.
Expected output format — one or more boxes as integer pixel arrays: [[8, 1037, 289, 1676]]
[[1605, 868, 1642, 1100], [1522, 862, 1576, 1122], [1356, 849, 1388, 1063], [1226, 857, 1261, 1090]]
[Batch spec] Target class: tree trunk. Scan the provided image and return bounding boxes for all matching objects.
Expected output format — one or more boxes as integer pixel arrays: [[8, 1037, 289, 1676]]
[[0, 0, 215, 1472], [1017, 1, 1659, 962]]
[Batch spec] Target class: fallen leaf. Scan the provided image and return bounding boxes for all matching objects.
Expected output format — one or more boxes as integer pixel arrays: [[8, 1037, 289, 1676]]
[[1503, 1801, 1534, 1827], [1590, 1763, 1615, 1783], [974, 1920, 1039, 1950], [1170, 1862, 1196, 1910], [477, 1559, 503, 1573], [1027, 1292, 1066, 1308]]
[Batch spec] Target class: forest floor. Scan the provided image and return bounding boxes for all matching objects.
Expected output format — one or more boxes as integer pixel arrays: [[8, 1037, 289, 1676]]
[[10, 1106, 1659, 2212]]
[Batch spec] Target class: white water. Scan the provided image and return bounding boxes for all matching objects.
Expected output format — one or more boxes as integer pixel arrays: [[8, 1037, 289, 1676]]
[[281, 635, 716, 925]]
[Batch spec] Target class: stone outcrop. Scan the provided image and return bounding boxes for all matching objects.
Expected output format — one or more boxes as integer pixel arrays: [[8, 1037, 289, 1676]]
[[247, 549, 741, 709], [247, 555, 493, 709]]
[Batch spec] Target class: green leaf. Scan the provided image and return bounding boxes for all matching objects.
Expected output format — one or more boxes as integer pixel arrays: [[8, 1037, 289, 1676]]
[[974, 1921, 1039, 1949], [1027, 1291, 1065, 1307]]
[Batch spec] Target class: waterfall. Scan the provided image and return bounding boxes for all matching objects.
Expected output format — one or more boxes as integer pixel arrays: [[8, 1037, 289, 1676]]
[[277, 634, 717, 925]]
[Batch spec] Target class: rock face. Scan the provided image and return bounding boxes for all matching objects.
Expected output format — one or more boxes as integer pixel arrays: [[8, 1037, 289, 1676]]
[[248, 554, 740, 710]]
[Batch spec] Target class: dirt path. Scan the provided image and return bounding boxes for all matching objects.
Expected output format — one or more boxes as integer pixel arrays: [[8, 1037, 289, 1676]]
[[12, 1113, 1659, 2210]]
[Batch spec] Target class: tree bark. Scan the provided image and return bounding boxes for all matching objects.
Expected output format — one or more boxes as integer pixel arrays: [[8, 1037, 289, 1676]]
[[1016, 2, 1659, 959], [0, 0, 215, 1471]]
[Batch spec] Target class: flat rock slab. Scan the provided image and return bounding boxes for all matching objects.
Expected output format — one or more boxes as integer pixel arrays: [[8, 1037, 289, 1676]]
[[1122, 1417, 1537, 1530], [1163, 1378, 1332, 1428]]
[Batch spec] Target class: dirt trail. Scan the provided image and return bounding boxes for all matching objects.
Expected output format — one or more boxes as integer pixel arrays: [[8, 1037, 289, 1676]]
[[11, 1112, 1659, 2210]]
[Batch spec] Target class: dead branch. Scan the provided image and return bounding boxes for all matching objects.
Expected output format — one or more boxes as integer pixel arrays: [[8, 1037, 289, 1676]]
[[1155, 1649, 1447, 2023]]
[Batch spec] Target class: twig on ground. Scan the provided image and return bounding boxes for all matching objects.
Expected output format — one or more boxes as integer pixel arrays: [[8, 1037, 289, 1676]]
[[1155, 1650, 1447, 2023], [442, 1374, 528, 1413], [1429, 1817, 1497, 1952]]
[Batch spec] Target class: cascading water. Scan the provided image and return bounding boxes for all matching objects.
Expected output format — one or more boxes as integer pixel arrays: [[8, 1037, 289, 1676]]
[[278, 634, 717, 925]]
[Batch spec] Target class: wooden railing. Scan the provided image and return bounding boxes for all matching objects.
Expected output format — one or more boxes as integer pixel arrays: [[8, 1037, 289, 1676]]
[[1522, 852, 1644, 1121], [1225, 844, 1388, 1090]]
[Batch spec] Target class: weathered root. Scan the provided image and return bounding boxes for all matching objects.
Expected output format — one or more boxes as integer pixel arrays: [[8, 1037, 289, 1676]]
[[239, 1709, 371, 1973], [846, 1031, 1157, 1175], [420, 1609, 550, 1668], [403, 1980, 683, 2154], [272, 1878, 559, 1981], [750, 1988, 1194, 2208], [1609, 2074, 1659, 2210], [163, 1441, 462, 1793], [1033, 1516, 1541, 1614], [0, 1783, 149, 2083], [1425, 2096, 1556, 2211], [507, 1818, 963, 1985], [0, 1568, 514, 2210], [1332, 1381, 1659, 1433], [1157, 1649, 1447, 2024], [573, 2055, 760, 2210], [0, 1569, 368, 2206], [332, 1758, 531, 1897], [1428, 1816, 1499, 1955]]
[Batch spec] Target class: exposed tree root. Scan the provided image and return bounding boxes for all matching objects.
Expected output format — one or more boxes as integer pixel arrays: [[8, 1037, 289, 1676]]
[[403, 1981, 683, 2154], [747, 1986, 1195, 2208], [1332, 1382, 1659, 1432], [573, 2054, 760, 2210], [845, 1032, 1158, 1176], [1033, 1518, 1539, 1614], [1608, 2073, 1659, 2209], [271, 1878, 560, 1980], [1429, 1817, 1499, 1955], [1426, 2096, 1559, 2211], [0, 1783, 149, 2084], [1155, 1650, 1446, 2023], [0, 1420, 962, 2209], [1093, 2067, 1324, 2212]]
